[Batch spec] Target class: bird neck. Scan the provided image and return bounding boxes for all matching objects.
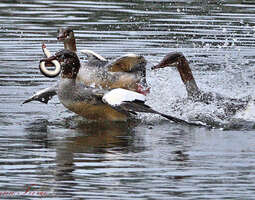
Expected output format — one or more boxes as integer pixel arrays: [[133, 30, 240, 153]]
[[176, 57, 200, 97], [64, 38, 77, 52], [61, 63, 80, 80]]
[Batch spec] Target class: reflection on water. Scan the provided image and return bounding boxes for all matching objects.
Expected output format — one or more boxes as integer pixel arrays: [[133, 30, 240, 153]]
[[1, 0, 255, 199]]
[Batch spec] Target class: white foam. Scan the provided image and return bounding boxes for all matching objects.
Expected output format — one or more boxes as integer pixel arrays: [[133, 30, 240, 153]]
[[235, 101, 255, 121]]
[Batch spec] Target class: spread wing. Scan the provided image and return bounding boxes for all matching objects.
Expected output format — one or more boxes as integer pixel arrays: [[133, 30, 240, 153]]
[[80, 49, 107, 62], [106, 54, 147, 74], [23, 84, 57, 104], [80, 49, 108, 67]]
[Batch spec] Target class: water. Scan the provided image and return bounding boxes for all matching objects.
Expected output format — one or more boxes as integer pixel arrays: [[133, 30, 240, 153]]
[[1, 0, 255, 199]]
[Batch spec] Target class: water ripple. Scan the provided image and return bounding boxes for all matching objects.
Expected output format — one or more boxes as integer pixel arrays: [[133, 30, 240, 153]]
[[1, 0, 255, 199]]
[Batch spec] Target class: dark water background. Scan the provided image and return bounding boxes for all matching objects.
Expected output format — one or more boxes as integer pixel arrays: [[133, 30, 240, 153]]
[[1, 0, 255, 199]]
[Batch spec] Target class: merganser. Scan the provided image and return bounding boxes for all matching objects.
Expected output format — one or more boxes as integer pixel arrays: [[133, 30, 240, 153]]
[[152, 52, 251, 117], [23, 28, 149, 104], [56, 27, 149, 93], [37, 49, 200, 126]]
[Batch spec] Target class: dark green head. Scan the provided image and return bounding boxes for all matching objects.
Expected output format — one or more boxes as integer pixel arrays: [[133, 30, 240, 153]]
[[39, 49, 80, 79]]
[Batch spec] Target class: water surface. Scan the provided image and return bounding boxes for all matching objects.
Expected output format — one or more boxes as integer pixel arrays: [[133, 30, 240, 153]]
[[1, 0, 255, 199]]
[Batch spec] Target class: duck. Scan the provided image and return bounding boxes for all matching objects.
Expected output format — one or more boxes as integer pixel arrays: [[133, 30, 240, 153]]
[[23, 28, 150, 104], [56, 27, 149, 93], [36, 49, 201, 126], [152, 52, 251, 117]]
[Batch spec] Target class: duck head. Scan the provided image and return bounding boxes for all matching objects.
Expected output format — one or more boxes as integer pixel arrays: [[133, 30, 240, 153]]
[[57, 27, 77, 52], [152, 52, 185, 69], [39, 49, 80, 79], [152, 52, 200, 98], [57, 27, 74, 41], [152, 52, 195, 84]]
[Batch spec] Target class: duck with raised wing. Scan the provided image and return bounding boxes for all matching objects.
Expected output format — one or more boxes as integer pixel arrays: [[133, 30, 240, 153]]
[[35, 49, 200, 126], [23, 28, 150, 104], [152, 52, 251, 117], [56, 27, 149, 93]]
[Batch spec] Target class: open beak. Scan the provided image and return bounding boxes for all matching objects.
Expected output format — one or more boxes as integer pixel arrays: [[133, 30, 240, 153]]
[[152, 63, 177, 70], [151, 64, 163, 70]]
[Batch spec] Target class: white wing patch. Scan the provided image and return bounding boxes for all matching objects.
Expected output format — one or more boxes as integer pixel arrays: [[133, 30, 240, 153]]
[[102, 88, 146, 106], [80, 49, 107, 61]]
